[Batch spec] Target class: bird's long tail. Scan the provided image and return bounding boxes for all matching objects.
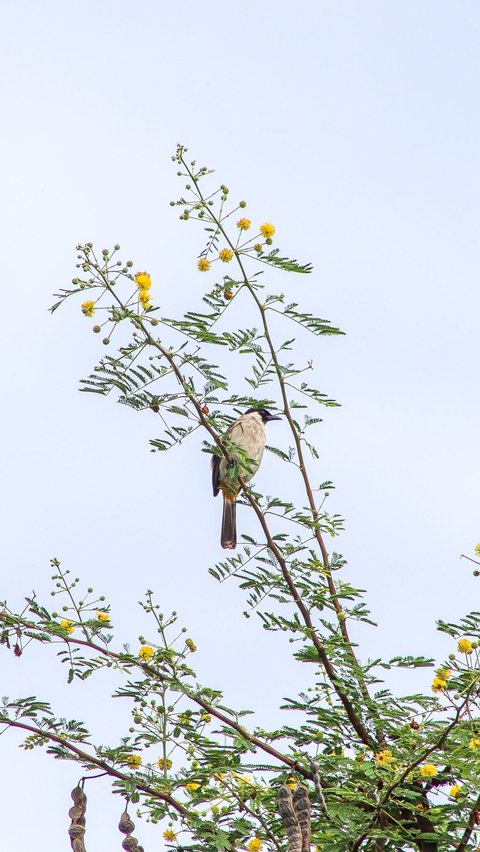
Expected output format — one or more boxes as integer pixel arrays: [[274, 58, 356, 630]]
[[221, 493, 237, 549]]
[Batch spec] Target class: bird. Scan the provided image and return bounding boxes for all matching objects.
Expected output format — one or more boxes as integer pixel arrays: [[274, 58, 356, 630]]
[[211, 407, 281, 549]]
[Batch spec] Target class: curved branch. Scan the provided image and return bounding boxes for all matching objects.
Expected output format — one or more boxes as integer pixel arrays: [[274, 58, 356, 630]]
[[0, 716, 191, 817], [0, 610, 306, 777]]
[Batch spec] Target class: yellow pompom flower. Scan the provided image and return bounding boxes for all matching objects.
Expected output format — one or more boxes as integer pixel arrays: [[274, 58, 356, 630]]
[[197, 258, 211, 271], [431, 676, 448, 693], [375, 749, 394, 767], [236, 217, 251, 231], [163, 829, 176, 841], [135, 272, 152, 290], [185, 638, 197, 652], [247, 839, 263, 852], [420, 764, 437, 778], [184, 782, 200, 791], [125, 754, 142, 768], [259, 223, 275, 239], [81, 300, 95, 317], [469, 738, 480, 750], [450, 784, 462, 798], [60, 619, 75, 634], [219, 248, 234, 262], [474, 543, 480, 555], [458, 638, 473, 654], [156, 757, 173, 770], [96, 612, 110, 622], [138, 645, 155, 661], [138, 289, 151, 309], [435, 667, 451, 680], [200, 713, 212, 724]]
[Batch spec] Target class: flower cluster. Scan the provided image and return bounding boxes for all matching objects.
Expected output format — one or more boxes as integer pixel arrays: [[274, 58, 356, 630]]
[[81, 300, 95, 317], [195, 214, 275, 272], [259, 222, 275, 239], [375, 749, 394, 767], [163, 829, 176, 841], [420, 764, 437, 778], [138, 645, 155, 661], [219, 248, 234, 263], [431, 667, 451, 693], [135, 271, 152, 310], [96, 611, 110, 622]]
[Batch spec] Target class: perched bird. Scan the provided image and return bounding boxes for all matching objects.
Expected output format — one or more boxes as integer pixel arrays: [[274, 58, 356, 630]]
[[211, 407, 281, 549]]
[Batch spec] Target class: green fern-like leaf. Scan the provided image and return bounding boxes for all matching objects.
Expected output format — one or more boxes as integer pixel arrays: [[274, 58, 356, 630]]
[[259, 249, 313, 274]]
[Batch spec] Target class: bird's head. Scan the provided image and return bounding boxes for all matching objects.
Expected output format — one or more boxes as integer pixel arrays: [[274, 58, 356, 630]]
[[246, 407, 282, 424]]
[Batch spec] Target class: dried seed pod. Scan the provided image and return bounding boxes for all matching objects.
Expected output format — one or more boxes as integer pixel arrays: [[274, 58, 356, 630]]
[[310, 760, 330, 818], [122, 837, 141, 850], [119, 807, 143, 850], [293, 785, 311, 852], [119, 811, 135, 835], [69, 825, 86, 839], [68, 785, 87, 852], [278, 784, 302, 852]]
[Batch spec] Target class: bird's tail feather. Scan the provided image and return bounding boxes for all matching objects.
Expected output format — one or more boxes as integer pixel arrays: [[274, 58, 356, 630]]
[[221, 495, 236, 549]]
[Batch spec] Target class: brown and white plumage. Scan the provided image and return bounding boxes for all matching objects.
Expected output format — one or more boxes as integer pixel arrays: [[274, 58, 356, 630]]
[[211, 407, 281, 549]]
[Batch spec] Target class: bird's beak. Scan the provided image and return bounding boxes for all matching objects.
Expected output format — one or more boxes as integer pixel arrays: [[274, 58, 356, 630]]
[[266, 414, 282, 421]]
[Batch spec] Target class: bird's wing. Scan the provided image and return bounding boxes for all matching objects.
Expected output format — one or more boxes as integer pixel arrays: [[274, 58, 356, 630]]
[[211, 454, 221, 496]]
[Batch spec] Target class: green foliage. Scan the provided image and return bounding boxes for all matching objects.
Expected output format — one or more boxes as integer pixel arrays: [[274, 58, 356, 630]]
[[2, 145, 480, 851]]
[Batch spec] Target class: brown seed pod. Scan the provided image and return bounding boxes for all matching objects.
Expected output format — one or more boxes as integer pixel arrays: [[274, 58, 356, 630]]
[[224, 289, 233, 300], [119, 811, 135, 835], [68, 785, 87, 852], [278, 785, 302, 852], [122, 837, 141, 850], [310, 760, 329, 818], [293, 785, 311, 852], [119, 807, 143, 850]]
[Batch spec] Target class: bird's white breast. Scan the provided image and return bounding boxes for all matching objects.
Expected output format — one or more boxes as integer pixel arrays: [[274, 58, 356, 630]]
[[220, 413, 266, 482]]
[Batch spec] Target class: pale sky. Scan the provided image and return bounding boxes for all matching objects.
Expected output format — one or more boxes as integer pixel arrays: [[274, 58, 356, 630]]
[[1, 2, 480, 849]]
